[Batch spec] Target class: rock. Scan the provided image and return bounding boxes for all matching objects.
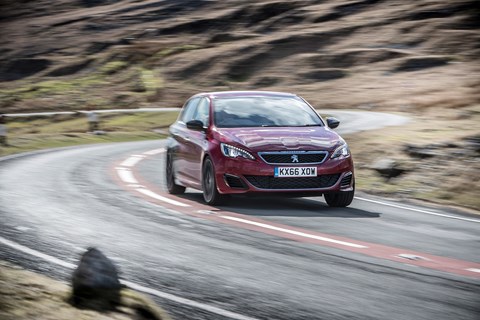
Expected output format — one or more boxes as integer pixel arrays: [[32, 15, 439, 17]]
[[300, 69, 347, 82], [371, 158, 406, 179], [131, 79, 147, 92], [142, 28, 158, 38], [0, 59, 51, 81], [394, 56, 450, 72], [85, 41, 114, 55], [444, 142, 460, 149], [71, 247, 122, 310], [254, 76, 280, 87], [403, 144, 438, 159], [46, 59, 93, 77], [209, 32, 237, 43], [119, 36, 135, 45], [464, 135, 480, 153]]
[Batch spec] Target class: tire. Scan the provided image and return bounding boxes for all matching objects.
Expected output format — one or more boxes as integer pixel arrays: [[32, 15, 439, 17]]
[[166, 152, 186, 195], [324, 185, 355, 208], [202, 157, 226, 205]]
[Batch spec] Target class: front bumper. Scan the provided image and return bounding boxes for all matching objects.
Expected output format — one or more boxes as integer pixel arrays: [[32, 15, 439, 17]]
[[213, 155, 354, 195]]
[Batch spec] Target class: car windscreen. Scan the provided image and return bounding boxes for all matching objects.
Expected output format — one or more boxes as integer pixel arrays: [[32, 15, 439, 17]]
[[213, 96, 323, 128]]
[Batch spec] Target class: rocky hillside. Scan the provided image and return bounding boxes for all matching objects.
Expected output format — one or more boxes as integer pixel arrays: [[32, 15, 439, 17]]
[[1, 0, 479, 113]]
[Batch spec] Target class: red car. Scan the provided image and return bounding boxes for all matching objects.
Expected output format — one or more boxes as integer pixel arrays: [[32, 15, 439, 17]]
[[166, 91, 355, 207]]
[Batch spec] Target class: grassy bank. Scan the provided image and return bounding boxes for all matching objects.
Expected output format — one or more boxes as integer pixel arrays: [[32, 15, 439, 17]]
[[347, 105, 480, 211], [0, 260, 170, 320], [0, 111, 179, 156]]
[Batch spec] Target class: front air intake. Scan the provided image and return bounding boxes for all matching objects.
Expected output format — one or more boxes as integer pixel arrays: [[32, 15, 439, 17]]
[[340, 174, 352, 188], [245, 174, 340, 190], [224, 174, 247, 189]]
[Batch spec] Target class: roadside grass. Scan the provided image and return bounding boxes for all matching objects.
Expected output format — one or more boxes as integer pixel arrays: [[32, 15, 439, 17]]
[[346, 106, 480, 210], [0, 261, 170, 320], [0, 112, 179, 156]]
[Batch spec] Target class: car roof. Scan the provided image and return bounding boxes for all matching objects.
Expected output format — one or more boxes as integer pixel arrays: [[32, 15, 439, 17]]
[[193, 91, 298, 99]]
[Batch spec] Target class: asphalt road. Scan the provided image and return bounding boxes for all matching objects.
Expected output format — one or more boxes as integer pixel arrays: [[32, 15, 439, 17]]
[[0, 112, 479, 320]]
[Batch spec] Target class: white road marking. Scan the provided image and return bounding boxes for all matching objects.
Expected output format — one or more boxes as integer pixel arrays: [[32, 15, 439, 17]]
[[197, 210, 214, 215], [15, 226, 32, 232], [116, 168, 138, 184], [355, 197, 480, 223], [120, 155, 145, 167], [0, 236, 259, 320], [220, 216, 368, 249], [123, 280, 258, 320], [397, 254, 430, 261], [136, 188, 191, 207], [0, 236, 76, 269], [116, 149, 190, 207], [143, 148, 166, 155], [127, 184, 145, 188], [466, 268, 480, 273]]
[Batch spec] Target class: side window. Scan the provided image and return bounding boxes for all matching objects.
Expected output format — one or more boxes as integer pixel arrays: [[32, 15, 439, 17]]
[[179, 97, 200, 123], [192, 98, 210, 127]]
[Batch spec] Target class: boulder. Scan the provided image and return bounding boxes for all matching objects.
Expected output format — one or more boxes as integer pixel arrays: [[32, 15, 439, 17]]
[[403, 144, 438, 159], [371, 158, 406, 179], [394, 56, 450, 72], [464, 135, 480, 153], [71, 247, 122, 310]]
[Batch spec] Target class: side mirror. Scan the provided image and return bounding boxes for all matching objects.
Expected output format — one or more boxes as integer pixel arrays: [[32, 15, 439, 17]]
[[186, 120, 205, 131], [326, 117, 340, 129]]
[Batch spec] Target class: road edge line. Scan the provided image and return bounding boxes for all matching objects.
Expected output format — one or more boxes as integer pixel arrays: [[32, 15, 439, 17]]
[[355, 197, 480, 223]]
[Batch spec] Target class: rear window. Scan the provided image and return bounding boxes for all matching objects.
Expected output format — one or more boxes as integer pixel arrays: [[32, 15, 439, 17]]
[[213, 96, 323, 128]]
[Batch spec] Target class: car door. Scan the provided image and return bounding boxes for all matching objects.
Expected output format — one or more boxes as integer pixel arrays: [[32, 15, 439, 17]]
[[170, 97, 200, 186], [185, 97, 210, 184]]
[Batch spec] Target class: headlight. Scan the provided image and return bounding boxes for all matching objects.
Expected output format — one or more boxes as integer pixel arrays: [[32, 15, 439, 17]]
[[220, 143, 255, 160], [331, 143, 350, 159]]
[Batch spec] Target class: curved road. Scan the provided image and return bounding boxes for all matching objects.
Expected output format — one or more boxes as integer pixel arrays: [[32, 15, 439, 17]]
[[0, 111, 479, 320]]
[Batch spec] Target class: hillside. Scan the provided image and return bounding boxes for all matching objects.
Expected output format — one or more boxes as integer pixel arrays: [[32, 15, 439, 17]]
[[1, 0, 479, 112]]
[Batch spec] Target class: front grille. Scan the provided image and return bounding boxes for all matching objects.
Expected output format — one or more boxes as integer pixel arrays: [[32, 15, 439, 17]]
[[245, 174, 340, 190], [340, 174, 352, 187], [259, 151, 328, 164], [224, 174, 247, 189]]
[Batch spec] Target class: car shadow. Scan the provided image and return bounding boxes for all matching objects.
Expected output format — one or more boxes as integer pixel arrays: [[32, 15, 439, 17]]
[[177, 193, 380, 218]]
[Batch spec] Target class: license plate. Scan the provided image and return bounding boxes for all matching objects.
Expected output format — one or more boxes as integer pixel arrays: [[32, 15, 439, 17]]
[[274, 167, 317, 178]]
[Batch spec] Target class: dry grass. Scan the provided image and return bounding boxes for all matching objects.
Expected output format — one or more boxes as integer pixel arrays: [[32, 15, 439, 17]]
[[346, 106, 480, 210], [0, 112, 178, 156], [0, 261, 170, 320], [1, 0, 479, 112]]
